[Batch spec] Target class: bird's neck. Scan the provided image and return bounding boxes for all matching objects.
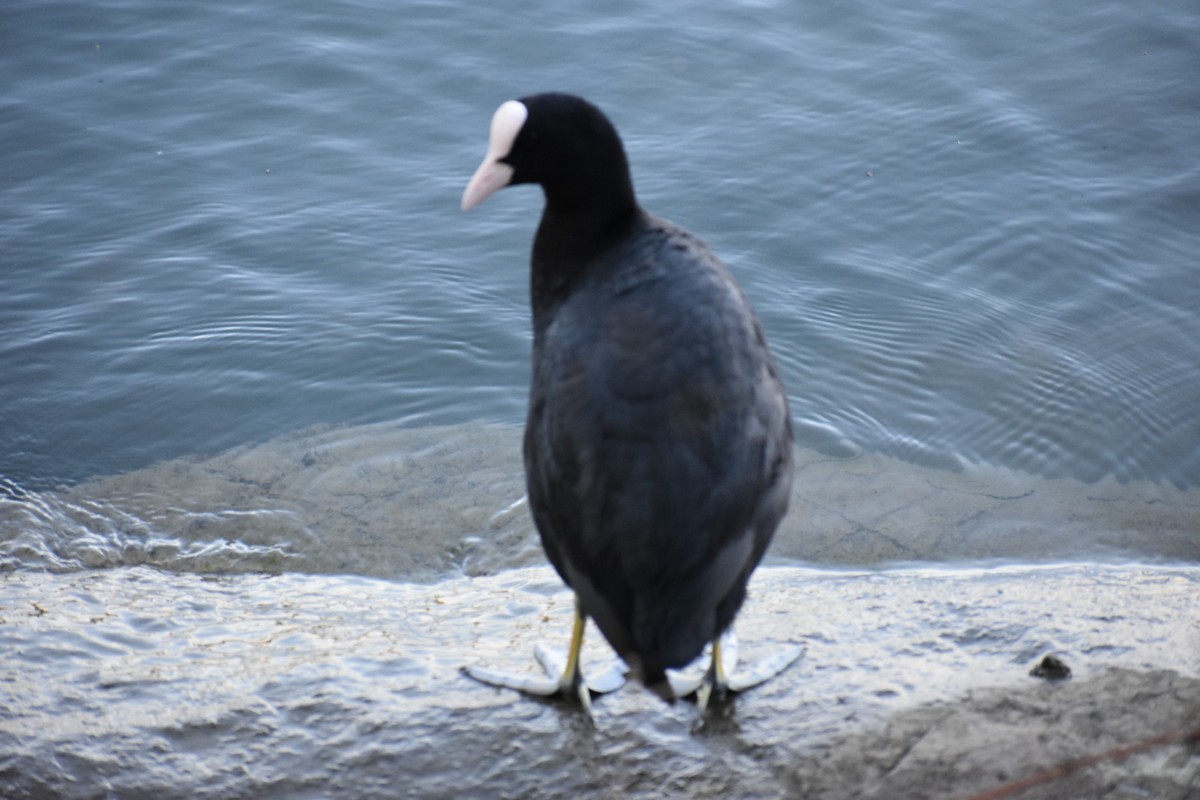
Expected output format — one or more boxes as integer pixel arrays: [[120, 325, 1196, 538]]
[[529, 196, 641, 329]]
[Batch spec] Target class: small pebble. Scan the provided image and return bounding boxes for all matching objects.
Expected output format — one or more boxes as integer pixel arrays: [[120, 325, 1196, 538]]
[[1030, 654, 1071, 681]]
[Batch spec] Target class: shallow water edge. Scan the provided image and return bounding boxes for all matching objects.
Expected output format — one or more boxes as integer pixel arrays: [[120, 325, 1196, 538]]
[[1, 420, 1197, 578]]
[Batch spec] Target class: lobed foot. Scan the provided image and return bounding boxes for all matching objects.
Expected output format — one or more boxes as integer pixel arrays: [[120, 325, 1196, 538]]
[[667, 633, 805, 712], [462, 646, 625, 714], [464, 597, 802, 716], [462, 597, 624, 715]]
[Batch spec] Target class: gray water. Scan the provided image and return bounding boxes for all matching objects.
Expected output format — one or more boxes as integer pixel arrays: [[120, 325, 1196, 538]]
[[2, 1, 1199, 797], [3, 0, 1198, 489]]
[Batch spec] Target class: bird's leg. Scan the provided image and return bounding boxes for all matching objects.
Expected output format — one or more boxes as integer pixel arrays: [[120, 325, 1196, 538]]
[[695, 636, 729, 713], [464, 594, 624, 709], [558, 597, 591, 711], [666, 631, 806, 711]]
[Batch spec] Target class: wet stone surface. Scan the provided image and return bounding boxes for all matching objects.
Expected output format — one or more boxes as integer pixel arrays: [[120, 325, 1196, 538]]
[[1, 421, 1198, 798], [0, 564, 1197, 799]]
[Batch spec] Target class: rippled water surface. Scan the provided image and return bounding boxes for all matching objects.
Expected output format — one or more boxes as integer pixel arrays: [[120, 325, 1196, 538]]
[[2, 2, 1199, 797], [2, 0, 1198, 489]]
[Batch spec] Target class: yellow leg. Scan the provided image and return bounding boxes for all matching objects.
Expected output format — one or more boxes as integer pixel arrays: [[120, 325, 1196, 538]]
[[712, 636, 728, 686], [464, 594, 624, 710], [561, 597, 592, 712], [696, 637, 728, 713]]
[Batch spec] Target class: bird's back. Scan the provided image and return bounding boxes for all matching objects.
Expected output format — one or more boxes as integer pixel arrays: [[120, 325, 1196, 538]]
[[524, 212, 793, 683]]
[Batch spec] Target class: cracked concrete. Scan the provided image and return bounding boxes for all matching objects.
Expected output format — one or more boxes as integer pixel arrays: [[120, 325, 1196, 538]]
[[786, 668, 1200, 800]]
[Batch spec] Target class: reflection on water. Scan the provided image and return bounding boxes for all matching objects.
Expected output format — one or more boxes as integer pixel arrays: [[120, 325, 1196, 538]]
[[1, 0, 1198, 488], [0, 475, 308, 574]]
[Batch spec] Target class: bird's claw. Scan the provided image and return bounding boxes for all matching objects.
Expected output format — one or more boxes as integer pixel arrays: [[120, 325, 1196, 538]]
[[463, 645, 626, 715], [667, 636, 805, 711], [533, 643, 626, 695]]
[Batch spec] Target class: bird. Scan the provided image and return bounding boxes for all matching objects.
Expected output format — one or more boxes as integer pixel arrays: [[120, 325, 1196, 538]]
[[461, 93, 796, 711]]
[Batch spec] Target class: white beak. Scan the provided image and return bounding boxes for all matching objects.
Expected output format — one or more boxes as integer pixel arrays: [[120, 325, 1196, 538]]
[[461, 100, 529, 211]]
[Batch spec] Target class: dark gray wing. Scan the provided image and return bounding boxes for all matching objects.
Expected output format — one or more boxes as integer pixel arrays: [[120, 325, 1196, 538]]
[[524, 217, 793, 674]]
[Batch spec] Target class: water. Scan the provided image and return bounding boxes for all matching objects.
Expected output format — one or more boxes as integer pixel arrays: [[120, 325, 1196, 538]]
[[1, 1, 1198, 797], [2, 0, 1198, 489]]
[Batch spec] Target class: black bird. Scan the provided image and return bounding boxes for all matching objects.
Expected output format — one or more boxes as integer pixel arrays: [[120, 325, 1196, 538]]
[[462, 93, 795, 710]]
